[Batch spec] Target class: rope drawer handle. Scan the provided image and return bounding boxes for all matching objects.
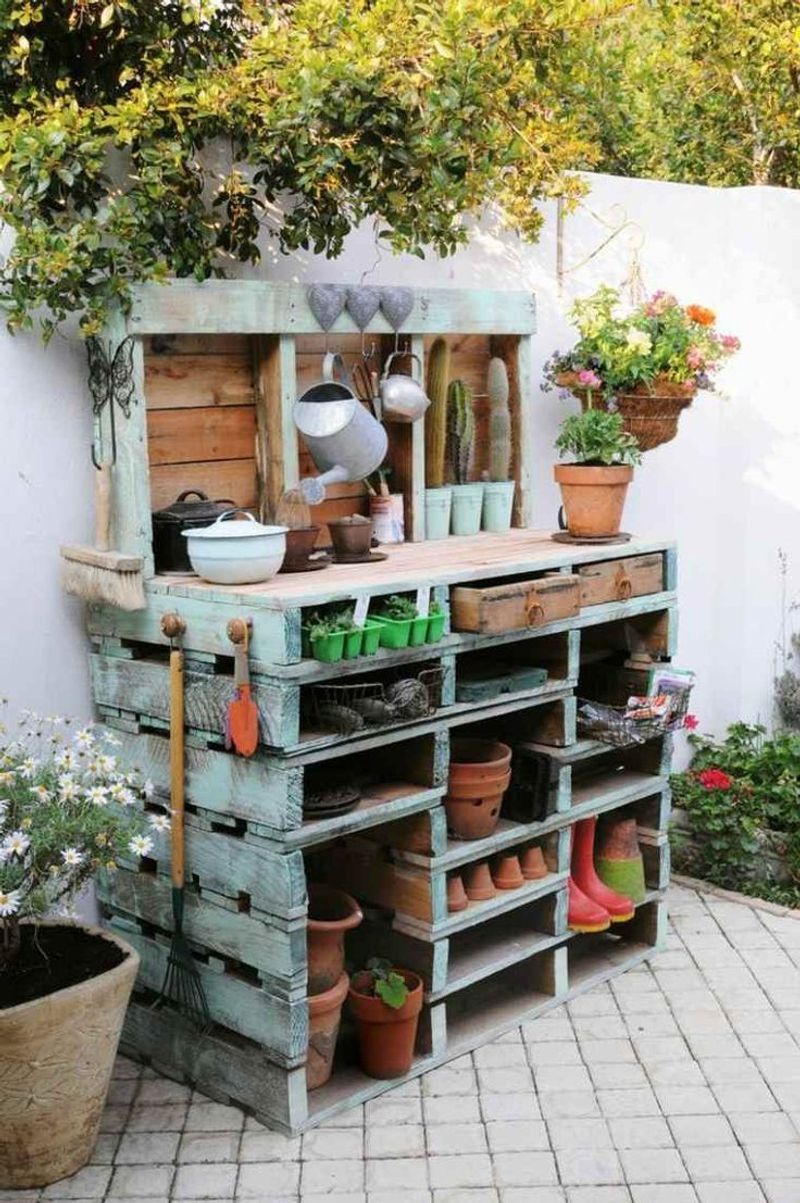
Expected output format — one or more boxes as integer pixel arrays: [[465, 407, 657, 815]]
[[616, 574, 633, 600], [526, 594, 545, 627]]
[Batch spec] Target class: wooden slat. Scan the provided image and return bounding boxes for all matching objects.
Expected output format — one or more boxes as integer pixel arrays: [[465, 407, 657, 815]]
[[144, 353, 255, 409], [146, 406, 256, 466], [148, 459, 257, 510], [256, 334, 298, 523], [129, 282, 538, 336], [144, 334, 251, 356]]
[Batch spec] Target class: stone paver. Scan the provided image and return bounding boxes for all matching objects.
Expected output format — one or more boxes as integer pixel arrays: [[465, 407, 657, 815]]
[[25, 884, 800, 1202]]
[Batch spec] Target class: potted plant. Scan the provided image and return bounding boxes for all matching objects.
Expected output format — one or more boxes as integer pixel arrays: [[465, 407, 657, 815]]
[[426, 599, 446, 644], [373, 594, 423, 649], [554, 409, 642, 538], [348, 957, 423, 1079], [544, 287, 740, 450], [0, 715, 149, 1188], [330, 608, 364, 660], [482, 357, 515, 532], [302, 613, 346, 662], [424, 338, 453, 540], [445, 379, 483, 535]]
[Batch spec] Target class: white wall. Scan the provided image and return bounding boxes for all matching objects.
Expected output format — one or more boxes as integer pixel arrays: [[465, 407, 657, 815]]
[[2, 174, 799, 754]]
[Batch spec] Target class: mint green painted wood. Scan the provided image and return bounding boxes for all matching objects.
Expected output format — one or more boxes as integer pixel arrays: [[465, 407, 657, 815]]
[[127, 281, 537, 337], [432, 927, 566, 1003], [394, 869, 568, 941], [408, 334, 427, 541], [100, 723, 303, 830], [513, 335, 535, 528], [134, 816, 307, 919], [270, 786, 445, 851], [111, 923, 307, 1064], [121, 1000, 308, 1132], [90, 652, 299, 749]]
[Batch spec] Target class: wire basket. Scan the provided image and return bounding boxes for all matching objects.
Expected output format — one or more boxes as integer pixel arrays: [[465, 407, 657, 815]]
[[577, 685, 692, 749], [311, 666, 444, 734]]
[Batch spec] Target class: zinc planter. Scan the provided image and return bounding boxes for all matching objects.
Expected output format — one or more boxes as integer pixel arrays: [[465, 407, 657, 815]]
[[348, 969, 423, 1079], [450, 483, 484, 536], [424, 487, 452, 540], [554, 464, 633, 538], [481, 481, 515, 533], [0, 922, 139, 1189]]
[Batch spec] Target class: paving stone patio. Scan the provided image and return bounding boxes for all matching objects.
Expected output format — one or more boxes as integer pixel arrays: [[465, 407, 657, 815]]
[[9, 881, 800, 1203]]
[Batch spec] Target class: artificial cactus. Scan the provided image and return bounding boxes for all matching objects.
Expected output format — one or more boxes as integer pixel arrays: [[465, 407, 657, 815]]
[[425, 337, 450, 488], [445, 378, 475, 485], [487, 356, 512, 482]]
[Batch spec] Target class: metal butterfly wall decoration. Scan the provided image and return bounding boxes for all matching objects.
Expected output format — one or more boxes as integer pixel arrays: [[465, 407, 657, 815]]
[[86, 335, 136, 467]]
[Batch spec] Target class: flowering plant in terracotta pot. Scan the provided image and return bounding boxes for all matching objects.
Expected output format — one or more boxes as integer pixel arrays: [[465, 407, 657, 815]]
[[544, 286, 740, 450], [0, 712, 151, 1188], [554, 408, 641, 538]]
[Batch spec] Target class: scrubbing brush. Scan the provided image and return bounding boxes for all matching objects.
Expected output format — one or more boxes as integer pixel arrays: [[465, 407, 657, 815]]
[[61, 462, 145, 611]]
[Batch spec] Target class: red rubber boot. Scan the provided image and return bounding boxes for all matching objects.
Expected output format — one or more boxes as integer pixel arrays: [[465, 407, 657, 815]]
[[568, 876, 611, 933], [572, 816, 635, 924]]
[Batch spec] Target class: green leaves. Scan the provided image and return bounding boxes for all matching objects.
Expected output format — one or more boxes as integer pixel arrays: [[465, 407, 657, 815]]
[[555, 408, 642, 466], [367, 957, 410, 1009]]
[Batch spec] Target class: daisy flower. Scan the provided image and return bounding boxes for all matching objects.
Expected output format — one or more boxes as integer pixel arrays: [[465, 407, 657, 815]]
[[148, 813, 170, 834], [128, 834, 153, 858], [30, 784, 51, 803], [74, 727, 95, 752], [60, 847, 84, 867], [0, 889, 21, 917], [3, 830, 30, 859], [118, 788, 136, 807], [55, 749, 76, 772], [58, 776, 80, 802], [18, 757, 38, 780], [142, 779, 155, 800], [95, 754, 117, 775], [109, 782, 127, 803], [85, 785, 108, 807], [0, 771, 14, 787]]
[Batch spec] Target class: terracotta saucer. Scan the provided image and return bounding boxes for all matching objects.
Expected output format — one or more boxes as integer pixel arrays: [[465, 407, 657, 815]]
[[332, 550, 389, 565], [551, 531, 632, 546], [279, 554, 331, 574]]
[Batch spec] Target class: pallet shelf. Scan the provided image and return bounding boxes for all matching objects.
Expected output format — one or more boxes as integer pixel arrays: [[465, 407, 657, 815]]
[[84, 280, 678, 1135]]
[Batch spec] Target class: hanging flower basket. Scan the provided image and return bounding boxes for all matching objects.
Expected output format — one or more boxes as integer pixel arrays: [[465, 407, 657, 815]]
[[556, 372, 696, 452]]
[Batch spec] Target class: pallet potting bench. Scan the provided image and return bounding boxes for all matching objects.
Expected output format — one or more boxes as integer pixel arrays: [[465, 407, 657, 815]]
[[87, 282, 676, 1133]]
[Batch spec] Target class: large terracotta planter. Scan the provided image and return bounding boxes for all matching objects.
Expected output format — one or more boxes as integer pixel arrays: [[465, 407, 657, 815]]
[[554, 463, 633, 538], [0, 922, 139, 1188], [306, 884, 363, 995], [307, 971, 349, 1090], [348, 969, 423, 1080], [445, 739, 512, 840]]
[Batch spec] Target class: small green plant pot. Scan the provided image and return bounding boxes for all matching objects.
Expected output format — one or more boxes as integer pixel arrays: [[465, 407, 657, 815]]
[[302, 626, 312, 658], [342, 628, 364, 660], [373, 615, 412, 649], [450, 483, 484, 536], [408, 615, 428, 647], [425, 487, 452, 541], [311, 630, 346, 663], [360, 621, 383, 656], [481, 481, 515, 533], [426, 612, 446, 643]]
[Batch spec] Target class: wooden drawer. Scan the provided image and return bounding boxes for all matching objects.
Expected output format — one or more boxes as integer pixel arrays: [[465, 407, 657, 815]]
[[578, 554, 663, 607], [450, 574, 580, 634]]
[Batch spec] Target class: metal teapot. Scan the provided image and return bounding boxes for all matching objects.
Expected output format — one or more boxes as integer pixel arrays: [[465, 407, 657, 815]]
[[379, 351, 430, 423], [293, 352, 387, 504]]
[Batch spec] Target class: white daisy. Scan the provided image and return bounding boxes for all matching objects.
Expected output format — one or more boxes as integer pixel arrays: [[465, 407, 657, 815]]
[[142, 778, 155, 800], [0, 772, 14, 787], [109, 782, 127, 803], [96, 754, 117, 775], [54, 749, 76, 772], [74, 727, 95, 751], [85, 785, 108, 807], [118, 788, 136, 807], [18, 757, 37, 780], [30, 784, 51, 803], [60, 847, 84, 867], [58, 776, 80, 803], [128, 834, 153, 858], [2, 830, 30, 859], [0, 889, 21, 917], [148, 813, 170, 833]]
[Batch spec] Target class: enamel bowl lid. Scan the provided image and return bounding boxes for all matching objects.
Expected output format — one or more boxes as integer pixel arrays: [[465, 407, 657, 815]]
[[183, 511, 288, 539]]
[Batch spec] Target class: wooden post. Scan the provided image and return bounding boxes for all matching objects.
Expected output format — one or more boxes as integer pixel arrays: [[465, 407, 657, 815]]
[[256, 334, 299, 522]]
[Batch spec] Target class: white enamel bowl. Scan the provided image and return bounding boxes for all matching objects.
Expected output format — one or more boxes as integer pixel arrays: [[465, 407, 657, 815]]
[[182, 511, 288, 585]]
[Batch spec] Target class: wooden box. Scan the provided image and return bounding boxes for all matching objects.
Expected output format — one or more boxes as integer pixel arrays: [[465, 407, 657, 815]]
[[450, 573, 580, 634], [577, 554, 664, 607]]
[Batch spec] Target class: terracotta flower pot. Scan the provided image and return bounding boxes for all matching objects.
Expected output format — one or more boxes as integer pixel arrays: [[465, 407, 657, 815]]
[[519, 845, 548, 881], [463, 862, 496, 901], [0, 922, 139, 1189], [307, 971, 349, 1090], [328, 518, 374, 562], [447, 873, 469, 913], [492, 854, 524, 890], [306, 884, 363, 995], [553, 463, 633, 538], [446, 739, 513, 840], [282, 525, 321, 570], [348, 969, 423, 1079]]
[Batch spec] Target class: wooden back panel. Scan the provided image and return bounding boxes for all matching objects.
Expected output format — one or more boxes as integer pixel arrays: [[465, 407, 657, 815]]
[[144, 334, 257, 512]]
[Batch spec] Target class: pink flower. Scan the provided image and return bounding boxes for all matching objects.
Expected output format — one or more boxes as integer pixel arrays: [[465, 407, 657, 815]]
[[687, 347, 705, 370], [683, 714, 699, 730], [577, 369, 602, 389], [720, 334, 740, 352], [644, 291, 678, 317]]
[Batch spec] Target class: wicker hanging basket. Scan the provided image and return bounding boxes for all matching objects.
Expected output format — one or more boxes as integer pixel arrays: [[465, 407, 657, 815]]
[[556, 373, 696, 452]]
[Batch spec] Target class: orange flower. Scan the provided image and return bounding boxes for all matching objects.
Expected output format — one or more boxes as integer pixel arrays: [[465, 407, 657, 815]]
[[686, 304, 716, 326]]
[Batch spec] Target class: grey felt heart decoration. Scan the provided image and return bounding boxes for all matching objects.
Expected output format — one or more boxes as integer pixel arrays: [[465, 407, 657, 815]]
[[380, 287, 414, 331], [346, 286, 382, 331], [307, 284, 347, 331]]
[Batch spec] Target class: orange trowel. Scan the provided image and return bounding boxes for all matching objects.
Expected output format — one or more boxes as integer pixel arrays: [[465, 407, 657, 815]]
[[226, 620, 259, 757]]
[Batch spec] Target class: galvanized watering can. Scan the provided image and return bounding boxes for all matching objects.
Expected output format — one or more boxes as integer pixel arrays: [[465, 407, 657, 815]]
[[379, 351, 430, 423], [294, 352, 387, 505]]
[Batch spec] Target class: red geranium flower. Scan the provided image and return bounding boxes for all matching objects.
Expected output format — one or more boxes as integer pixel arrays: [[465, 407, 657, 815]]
[[683, 714, 699, 730], [697, 768, 732, 791]]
